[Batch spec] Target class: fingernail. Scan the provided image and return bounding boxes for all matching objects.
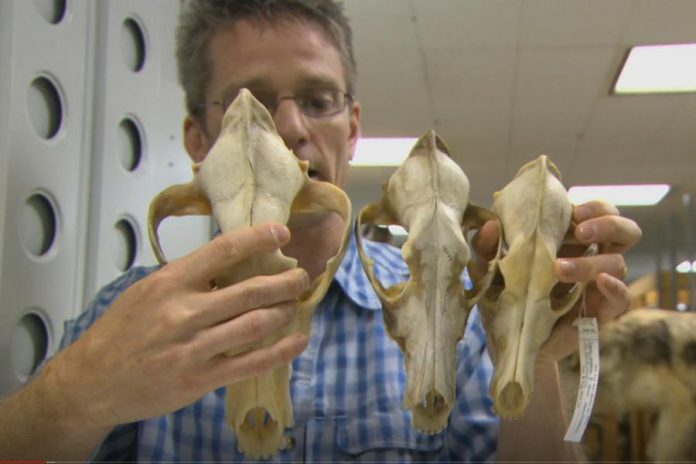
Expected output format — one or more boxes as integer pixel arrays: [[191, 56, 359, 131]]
[[576, 223, 595, 241], [575, 206, 591, 222], [558, 259, 576, 275], [271, 224, 290, 244]]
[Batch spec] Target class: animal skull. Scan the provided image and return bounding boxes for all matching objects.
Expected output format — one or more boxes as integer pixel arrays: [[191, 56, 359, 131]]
[[355, 131, 500, 433], [479, 155, 588, 419], [147, 89, 352, 458]]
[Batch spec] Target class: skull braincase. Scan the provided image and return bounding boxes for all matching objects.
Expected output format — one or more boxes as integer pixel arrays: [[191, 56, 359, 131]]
[[480, 155, 584, 419], [356, 131, 498, 434], [147, 89, 352, 458]]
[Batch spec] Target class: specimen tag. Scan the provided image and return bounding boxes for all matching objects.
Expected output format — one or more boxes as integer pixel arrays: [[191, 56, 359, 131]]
[[563, 317, 599, 442]]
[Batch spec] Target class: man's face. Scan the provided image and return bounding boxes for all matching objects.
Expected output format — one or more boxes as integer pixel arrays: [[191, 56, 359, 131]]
[[185, 17, 361, 189]]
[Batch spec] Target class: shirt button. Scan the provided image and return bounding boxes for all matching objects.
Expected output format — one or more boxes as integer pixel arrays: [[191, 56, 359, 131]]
[[284, 435, 296, 451]]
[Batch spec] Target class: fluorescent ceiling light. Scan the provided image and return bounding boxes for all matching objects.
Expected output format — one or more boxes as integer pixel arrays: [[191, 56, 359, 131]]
[[388, 225, 408, 237], [676, 260, 695, 273], [352, 137, 417, 166], [374, 225, 408, 237], [614, 43, 696, 94], [567, 184, 670, 206]]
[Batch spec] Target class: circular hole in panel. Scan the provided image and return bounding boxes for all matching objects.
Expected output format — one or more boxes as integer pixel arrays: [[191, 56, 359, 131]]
[[27, 76, 64, 140], [117, 118, 143, 171], [11, 312, 50, 381], [20, 192, 58, 258], [121, 17, 147, 72], [112, 217, 139, 272], [33, 0, 67, 24]]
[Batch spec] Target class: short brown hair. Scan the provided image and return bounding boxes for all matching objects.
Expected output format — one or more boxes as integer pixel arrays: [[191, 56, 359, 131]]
[[176, 0, 357, 116]]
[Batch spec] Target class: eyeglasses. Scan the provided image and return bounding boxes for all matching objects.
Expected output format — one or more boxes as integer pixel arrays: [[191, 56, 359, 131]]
[[199, 88, 354, 118]]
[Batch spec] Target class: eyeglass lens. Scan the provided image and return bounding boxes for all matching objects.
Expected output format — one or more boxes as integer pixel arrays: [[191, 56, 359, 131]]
[[224, 88, 347, 117]]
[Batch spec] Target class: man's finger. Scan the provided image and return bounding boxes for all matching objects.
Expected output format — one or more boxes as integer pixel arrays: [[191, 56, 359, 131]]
[[195, 303, 299, 359], [574, 216, 642, 253], [172, 223, 290, 287], [470, 220, 501, 282], [197, 268, 309, 327], [556, 253, 627, 283], [594, 272, 631, 324], [206, 332, 309, 387], [573, 200, 619, 222], [471, 219, 501, 259]]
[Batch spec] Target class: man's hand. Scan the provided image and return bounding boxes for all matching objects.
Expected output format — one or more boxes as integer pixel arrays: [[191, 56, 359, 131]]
[[540, 200, 641, 361], [43, 222, 309, 429]]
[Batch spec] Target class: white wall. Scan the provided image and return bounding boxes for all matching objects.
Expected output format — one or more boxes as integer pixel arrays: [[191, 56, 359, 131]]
[[0, 0, 210, 395]]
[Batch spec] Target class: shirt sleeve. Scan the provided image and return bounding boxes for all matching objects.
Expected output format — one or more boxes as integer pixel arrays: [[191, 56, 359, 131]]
[[446, 307, 499, 462]]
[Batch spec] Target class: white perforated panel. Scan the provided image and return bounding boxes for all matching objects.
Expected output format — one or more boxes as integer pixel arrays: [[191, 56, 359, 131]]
[[83, 0, 210, 301], [0, 0, 210, 395], [0, 0, 94, 394]]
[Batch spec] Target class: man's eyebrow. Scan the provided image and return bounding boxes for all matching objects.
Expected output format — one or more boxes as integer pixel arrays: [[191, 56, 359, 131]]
[[219, 77, 273, 98], [299, 75, 344, 90]]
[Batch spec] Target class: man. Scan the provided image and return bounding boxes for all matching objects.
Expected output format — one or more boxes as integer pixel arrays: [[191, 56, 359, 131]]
[[0, 0, 640, 461]]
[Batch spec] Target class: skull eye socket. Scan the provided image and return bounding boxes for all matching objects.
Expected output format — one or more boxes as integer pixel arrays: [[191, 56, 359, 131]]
[[550, 281, 577, 311], [486, 269, 506, 300]]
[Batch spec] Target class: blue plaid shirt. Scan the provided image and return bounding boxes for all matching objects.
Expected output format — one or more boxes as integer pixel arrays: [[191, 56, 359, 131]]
[[61, 236, 498, 462]]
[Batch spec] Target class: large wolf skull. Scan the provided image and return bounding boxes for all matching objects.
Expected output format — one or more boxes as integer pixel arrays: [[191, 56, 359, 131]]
[[479, 155, 588, 419], [148, 89, 352, 458], [355, 131, 500, 433]]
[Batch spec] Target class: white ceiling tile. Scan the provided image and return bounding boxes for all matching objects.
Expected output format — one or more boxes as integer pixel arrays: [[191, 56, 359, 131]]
[[344, 0, 415, 29], [623, 0, 696, 44], [412, 0, 520, 51], [564, 152, 644, 186], [346, 0, 422, 71], [427, 50, 517, 102], [579, 97, 677, 152], [347, 0, 435, 136], [519, 0, 634, 48], [515, 48, 617, 99], [633, 161, 695, 191], [357, 90, 435, 137], [509, 93, 595, 179], [434, 98, 511, 159]]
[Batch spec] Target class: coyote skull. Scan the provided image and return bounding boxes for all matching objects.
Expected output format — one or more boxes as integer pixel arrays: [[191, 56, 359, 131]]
[[355, 131, 500, 433], [147, 89, 352, 458], [479, 155, 588, 419]]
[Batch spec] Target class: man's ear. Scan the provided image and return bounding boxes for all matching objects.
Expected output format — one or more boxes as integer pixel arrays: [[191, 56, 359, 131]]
[[347, 101, 362, 162], [184, 115, 210, 163]]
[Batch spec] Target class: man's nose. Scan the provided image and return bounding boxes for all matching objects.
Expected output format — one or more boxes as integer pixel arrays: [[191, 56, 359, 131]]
[[273, 99, 309, 152]]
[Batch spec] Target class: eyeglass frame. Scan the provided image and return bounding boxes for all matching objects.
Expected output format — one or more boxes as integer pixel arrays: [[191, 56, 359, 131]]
[[196, 87, 355, 119]]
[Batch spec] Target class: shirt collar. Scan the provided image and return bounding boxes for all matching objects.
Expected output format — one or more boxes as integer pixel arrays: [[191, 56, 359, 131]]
[[333, 233, 410, 311]]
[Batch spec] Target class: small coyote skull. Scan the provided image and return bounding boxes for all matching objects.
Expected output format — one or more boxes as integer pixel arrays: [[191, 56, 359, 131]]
[[355, 131, 500, 433], [147, 89, 352, 458], [479, 155, 588, 419]]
